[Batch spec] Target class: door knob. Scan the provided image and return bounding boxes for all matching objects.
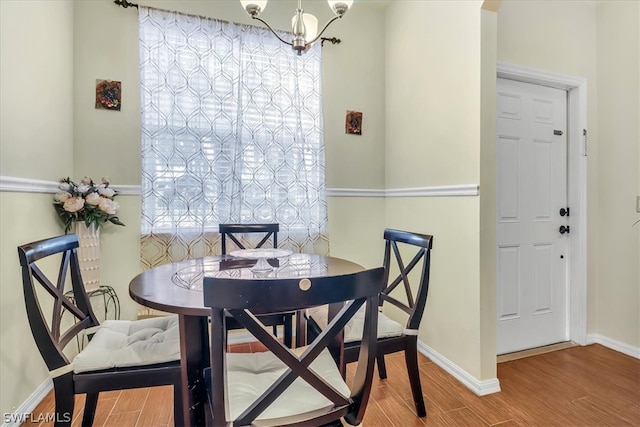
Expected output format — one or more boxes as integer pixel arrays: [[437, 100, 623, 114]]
[[560, 208, 570, 217], [559, 225, 570, 234]]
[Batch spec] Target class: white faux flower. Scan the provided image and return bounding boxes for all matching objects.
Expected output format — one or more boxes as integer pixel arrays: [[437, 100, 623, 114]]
[[59, 182, 71, 191], [80, 176, 92, 185], [101, 177, 111, 185], [76, 184, 90, 193], [98, 198, 119, 215], [63, 197, 85, 213], [85, 192, 101, 206], [98, 186, 115, 198], [54, 192, 72, 202]]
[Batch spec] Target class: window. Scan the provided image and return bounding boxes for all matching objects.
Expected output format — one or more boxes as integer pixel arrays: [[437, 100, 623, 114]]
[[139, 7, 328, 266]]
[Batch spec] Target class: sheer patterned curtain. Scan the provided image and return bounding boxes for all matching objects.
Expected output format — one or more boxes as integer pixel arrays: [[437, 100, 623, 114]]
[[138, 7, 328, 269]]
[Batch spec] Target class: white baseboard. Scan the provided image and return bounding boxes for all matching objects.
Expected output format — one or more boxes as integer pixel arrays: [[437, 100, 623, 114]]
[[585, 334, 640, 359], [417, 340, 501, 396], [1, 379, 52, 427]]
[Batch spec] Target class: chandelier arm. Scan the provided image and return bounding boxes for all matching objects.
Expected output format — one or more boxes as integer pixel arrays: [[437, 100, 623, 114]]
[[304, 14, 342, 47], [251, 16, 294, 47]]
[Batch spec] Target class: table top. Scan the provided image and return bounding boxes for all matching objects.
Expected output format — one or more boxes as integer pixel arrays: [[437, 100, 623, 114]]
[[129, 253, 364, 316]]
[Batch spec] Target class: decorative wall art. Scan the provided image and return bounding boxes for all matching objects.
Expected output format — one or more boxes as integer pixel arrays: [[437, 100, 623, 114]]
[[345, 110, 362, 135], [95, 79, 122, 111]]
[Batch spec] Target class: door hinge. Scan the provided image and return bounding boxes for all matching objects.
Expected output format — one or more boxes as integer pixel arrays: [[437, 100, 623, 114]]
[[583, 129, 588, 156]]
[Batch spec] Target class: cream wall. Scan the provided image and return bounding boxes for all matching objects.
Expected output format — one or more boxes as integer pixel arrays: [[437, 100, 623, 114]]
[[594, 1, 640, 348], [385, 1, 481, 189], [479, 6, 498, 380], [384, 0, 490, 380], [0, 0, 74, 178], [497, 0, 639, 353], [0, 0, 75, 414], [2, 0, 638, 416], [0, 0, 386, 414], [327, 197, 386, 268], [73, 0, 386, 188]]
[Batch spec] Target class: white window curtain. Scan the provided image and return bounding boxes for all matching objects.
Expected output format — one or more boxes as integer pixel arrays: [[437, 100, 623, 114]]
[[138, 7, 329, 269]]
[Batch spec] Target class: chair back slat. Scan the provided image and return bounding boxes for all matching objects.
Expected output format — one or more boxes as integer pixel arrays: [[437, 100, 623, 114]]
[[219, 223, 279, 254], [204, 267, 384, 426], [380, 294, 412, 315], [18, 234, 100, 371], [381, 229, 433, 331]]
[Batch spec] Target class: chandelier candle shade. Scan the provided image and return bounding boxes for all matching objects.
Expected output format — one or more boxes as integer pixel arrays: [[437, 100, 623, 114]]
[[240, 0, 353, 55]]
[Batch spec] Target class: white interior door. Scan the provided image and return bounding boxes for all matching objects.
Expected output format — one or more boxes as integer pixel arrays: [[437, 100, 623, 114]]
[[496, 78, 570, 355]]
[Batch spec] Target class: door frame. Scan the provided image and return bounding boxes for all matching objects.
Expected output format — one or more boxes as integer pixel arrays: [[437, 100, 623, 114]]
[[497, 62, 588, 346]]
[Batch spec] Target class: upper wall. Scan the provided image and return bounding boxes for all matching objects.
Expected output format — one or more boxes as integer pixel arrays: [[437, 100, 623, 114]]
[[0, 0, 75, 415], [385, 1, 482, 189], [595, 0, 640, 348], [73, 0, 386, 189], [498, 0, 598, 77], [0, 0, 75, 178]]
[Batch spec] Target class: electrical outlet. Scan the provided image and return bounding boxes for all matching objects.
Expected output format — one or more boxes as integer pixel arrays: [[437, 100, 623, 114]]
[[637, 196, 640, 213]]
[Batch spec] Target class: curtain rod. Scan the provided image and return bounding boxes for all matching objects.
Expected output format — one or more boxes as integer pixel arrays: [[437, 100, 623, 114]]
[[114, 0, 137, 8], [112, 0, 341, 46]]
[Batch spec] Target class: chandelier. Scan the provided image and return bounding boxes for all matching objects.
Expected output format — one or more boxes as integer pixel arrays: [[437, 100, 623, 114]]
[[240, 0, 354, 55]]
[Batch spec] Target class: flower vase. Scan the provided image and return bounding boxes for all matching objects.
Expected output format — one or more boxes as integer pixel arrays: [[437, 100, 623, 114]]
[[75, 222, 101, 292]]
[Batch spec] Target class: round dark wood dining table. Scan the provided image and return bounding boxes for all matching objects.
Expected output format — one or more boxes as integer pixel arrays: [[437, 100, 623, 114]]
[[129, 253, 364, 427]]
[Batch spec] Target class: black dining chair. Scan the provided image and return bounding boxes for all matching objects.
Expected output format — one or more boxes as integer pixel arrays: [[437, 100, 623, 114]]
[[219, 223, 295, 348], [219, 223, 279, 255], [18, 234, 183, 426], [306, 228, 434, 417], [203, 267, 385, 426]]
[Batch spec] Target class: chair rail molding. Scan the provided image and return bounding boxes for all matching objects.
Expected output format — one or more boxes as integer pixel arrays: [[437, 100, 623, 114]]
[[328, 184, 479, 198], [386, 184, 479, 197], [0, 176, 140, 195], [327, 188, 386, 197], [2, 176, 479, 199], [0, 176, 60, 194]]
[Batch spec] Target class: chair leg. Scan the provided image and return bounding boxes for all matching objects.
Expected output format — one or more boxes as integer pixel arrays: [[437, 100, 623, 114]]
[[295, 309, 307, 347], [283, 314, 293, 348], [173, 380, 184, 427], [52, 375, 74, 427], [405, 339, 427, 417], [376, 352, 388, 379], [81, 393, 99, 427]]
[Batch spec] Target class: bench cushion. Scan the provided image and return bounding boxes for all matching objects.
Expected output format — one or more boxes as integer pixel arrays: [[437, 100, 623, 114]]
[[73, 315, 180, 373], [224, 347, 349, 421], [308, 305, 404, 343]]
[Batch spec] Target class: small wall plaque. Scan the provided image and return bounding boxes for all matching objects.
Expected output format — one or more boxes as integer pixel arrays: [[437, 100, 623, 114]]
[[345, 110, 362, 135], [95, 79, 121, 111]]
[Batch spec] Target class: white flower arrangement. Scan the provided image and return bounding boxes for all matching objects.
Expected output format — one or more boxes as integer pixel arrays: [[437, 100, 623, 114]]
[[53, 176, 125, 233]]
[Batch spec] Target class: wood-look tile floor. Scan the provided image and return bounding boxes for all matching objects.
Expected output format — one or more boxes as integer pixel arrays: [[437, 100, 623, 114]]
[[22, 343, 639, 426]]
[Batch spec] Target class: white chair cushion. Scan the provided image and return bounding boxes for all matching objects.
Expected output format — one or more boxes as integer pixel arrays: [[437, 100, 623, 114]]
[[307, 305, 404, 343], [225, 348, 350, 421], [73, 315, 180, 373]]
